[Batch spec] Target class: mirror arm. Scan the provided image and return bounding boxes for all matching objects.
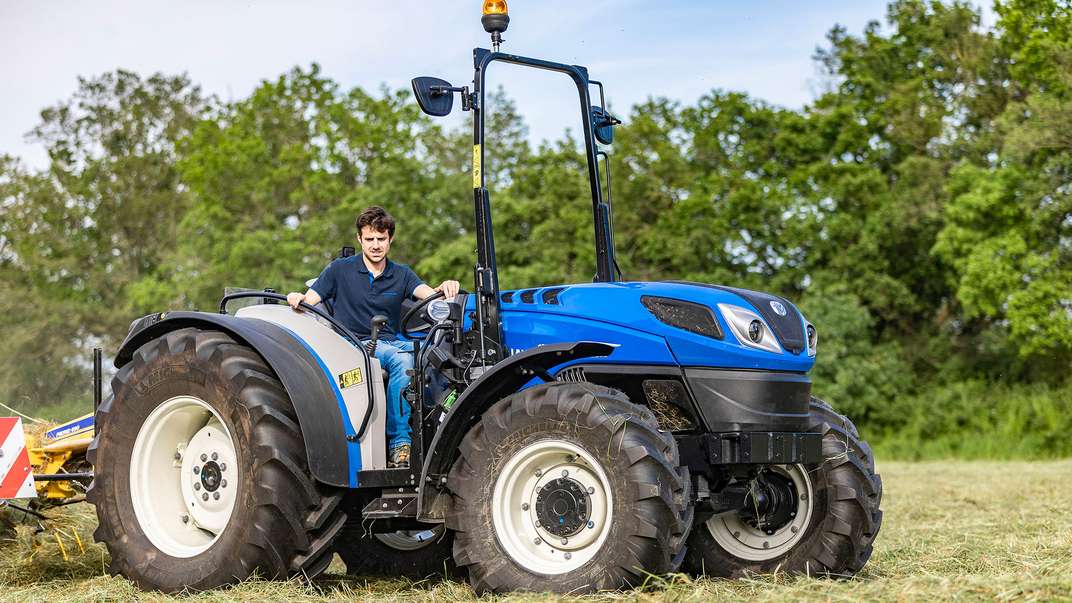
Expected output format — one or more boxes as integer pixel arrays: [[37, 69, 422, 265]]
[[590, 80, 608, 112], [430, 85, 473, 111]]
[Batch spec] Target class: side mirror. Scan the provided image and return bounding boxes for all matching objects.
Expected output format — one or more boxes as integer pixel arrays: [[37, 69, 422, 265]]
[[412, 76, 455, 117], [591, 106, 618, 145]]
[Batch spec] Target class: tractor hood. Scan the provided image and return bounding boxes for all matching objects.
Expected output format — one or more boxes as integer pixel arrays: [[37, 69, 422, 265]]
[[492, 281, 816, 372]]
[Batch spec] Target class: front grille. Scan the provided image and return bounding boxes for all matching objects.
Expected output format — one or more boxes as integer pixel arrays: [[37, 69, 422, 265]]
[[556, 366, 587, 383]]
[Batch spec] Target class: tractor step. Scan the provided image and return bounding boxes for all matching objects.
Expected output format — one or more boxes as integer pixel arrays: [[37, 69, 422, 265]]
[[362, 490, 418, 519]]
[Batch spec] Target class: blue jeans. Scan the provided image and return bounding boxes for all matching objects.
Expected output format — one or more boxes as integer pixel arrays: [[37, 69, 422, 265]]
[[365, 339, 414, 449]]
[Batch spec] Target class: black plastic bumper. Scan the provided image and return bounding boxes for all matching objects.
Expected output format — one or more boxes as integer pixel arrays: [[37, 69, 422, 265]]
[[684, 368, 811, 432], [679, 432, 823, 468]]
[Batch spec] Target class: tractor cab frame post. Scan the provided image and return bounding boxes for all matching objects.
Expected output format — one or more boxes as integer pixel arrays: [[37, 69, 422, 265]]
[[468, 48, 619, 368]]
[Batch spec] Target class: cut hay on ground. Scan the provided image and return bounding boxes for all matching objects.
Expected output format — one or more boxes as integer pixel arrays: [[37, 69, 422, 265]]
[[1, 461, 1070, 602]]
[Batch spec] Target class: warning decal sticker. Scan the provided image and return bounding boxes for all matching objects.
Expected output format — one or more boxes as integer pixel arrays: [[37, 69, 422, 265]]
[[338, 367, 363, 389]]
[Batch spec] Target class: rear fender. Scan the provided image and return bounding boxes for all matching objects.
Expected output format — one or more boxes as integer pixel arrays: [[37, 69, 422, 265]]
[[417, 341, 616, 519], [115, 311, 358, 487]]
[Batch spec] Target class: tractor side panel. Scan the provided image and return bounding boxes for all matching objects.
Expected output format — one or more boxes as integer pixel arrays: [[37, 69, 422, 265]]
[[235, 305, 388, 473], [116, 311, 356, 487], [500, 310, 678, 367]]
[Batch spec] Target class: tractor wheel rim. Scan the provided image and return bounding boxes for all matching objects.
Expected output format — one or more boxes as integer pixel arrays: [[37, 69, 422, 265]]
[[374, 527, 443, 551], [706, 464, 813, 561], [491, 439, 612, 575], [129, 395, 239, 558]]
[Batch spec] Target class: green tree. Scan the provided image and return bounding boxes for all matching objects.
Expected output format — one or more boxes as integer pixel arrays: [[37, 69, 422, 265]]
[[0, 71, 207, 412]]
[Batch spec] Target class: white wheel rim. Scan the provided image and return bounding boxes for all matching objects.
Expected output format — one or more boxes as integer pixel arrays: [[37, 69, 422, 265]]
[[129, 395, 239, 558], [706, 464, 813, 561], [491, 439, 613, 575]]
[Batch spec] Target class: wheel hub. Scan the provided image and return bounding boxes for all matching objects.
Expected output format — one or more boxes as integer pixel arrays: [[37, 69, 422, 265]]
[[200, 461, 223, 492], [705, 464, 814, 562], [739, 471, 798, 534], [181, 423, 238, 534], [535, 477, 590, 537], [492, 440, 613, 575]]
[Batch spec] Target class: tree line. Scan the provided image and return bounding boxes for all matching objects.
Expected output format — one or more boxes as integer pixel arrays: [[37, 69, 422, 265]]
[[1, 0, 1069, 457]]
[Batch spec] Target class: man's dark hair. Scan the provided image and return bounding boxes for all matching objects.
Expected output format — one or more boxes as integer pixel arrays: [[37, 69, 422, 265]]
[[356, 206, 396, 238]]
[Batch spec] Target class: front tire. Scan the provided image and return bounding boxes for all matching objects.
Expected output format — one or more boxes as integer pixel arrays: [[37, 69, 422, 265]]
[[683, 397, 883, 577], [87, 328, 346, 592], [447, 383, 689, 594]]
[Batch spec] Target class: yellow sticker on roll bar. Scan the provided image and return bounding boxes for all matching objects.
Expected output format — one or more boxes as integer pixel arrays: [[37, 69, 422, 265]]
[[472, 144, 481, 188]]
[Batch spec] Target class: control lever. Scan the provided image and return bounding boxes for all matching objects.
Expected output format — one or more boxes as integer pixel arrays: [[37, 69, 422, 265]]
[[366, 315, 388, 356]]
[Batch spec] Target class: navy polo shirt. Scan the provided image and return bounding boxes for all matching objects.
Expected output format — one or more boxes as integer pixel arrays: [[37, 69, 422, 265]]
[[310, 257, 424, 339]]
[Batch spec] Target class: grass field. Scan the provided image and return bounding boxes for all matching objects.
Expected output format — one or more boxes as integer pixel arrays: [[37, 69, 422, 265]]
[[1, 460, 1070, 602]]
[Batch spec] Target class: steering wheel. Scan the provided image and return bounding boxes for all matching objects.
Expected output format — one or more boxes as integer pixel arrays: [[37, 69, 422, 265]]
[[400, 290, 446, 340]]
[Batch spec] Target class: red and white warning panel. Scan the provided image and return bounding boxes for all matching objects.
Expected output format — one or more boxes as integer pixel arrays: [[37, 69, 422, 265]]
[[0, 417, 36, 500]]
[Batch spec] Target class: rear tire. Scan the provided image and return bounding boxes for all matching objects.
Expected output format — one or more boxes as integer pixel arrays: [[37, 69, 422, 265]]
[[683, 396, 882, 577], [447, 382, 689, 594], [87, 328, 346, 592]]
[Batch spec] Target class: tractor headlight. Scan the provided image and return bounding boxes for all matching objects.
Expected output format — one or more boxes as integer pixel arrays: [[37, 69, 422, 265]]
[[717, 304, 783, 354], [806, 322, 817, 356]]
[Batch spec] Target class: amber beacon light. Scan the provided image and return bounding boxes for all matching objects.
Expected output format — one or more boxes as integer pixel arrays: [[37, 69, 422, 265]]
[[481, 0, 509, 51]]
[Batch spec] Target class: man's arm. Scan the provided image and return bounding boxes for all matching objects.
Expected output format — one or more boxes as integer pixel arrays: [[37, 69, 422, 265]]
[[286, 288, 323, 311], [414, 280, 460, 301]]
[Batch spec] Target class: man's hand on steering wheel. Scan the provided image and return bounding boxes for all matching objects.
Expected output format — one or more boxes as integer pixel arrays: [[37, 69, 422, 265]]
[[434, 280, 460, 300]]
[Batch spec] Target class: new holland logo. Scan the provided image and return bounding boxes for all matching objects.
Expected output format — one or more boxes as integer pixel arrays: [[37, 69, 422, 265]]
[[770, 300, 788, 316]]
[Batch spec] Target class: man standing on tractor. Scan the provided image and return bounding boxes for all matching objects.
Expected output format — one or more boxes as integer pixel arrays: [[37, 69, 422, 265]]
[[286, 206, 459, 467]]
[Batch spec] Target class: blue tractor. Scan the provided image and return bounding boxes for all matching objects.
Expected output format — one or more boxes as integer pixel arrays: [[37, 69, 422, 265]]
[[88, 4, 882, 594]]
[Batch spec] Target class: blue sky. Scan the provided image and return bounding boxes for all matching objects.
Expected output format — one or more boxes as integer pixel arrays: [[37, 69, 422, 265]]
[[1, 1, 993, 168]]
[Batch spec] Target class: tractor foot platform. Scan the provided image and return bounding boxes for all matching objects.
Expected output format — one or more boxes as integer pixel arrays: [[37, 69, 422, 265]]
[[362, 490, 418, 519]]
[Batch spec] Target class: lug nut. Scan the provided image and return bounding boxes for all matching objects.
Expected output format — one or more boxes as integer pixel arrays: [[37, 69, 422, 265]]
[[220, 463, 227, 471], [202, 493, 209, 501], [564, 552, 572, 560], [535, 469, 542, 477], [194, 483, 201, 491], [587, 486, 595, 495], [561, 469, 569, 477], [560, 538, 568, 545], [800, 493, 808, 501], [182, 515, 189, 524], [193, 466, 200, 474], [213, 492, 220, 500], [521, 503, 529, 511], [200, 453, 207, 462], [587, 520, 595, 529], [763, 541, 770, 549], [733, 531, 741, 538], [174, 452, 181, 460], [211, 452, 218, 461], [221, 479, 227, 488], [533, 537, 542, 545], [791, 526, 799, 533]]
